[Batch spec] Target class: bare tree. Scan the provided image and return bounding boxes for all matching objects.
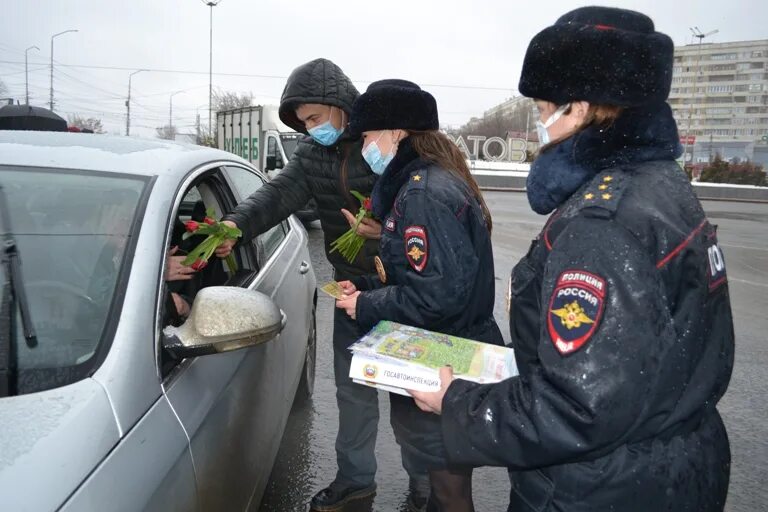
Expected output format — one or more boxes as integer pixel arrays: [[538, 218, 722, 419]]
[[213, 88, 254, 111], [68, 114, 106, 134], [156, 124, 178, 140], [0, 78, 7, 96]]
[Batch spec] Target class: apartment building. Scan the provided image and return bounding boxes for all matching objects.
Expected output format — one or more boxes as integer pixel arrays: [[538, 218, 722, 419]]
[[669, 38, 768, 163]]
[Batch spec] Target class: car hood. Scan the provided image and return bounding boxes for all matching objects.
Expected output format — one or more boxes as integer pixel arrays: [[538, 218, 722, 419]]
[[0, 378, 120, 511]]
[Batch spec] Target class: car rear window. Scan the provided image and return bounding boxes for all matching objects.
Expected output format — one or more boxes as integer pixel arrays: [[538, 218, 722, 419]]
[[0, 166, 148, 395]]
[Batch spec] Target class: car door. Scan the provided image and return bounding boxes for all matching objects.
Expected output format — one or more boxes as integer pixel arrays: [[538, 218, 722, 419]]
[[222, 165, 313, 408], [161, 164, 311, 511]]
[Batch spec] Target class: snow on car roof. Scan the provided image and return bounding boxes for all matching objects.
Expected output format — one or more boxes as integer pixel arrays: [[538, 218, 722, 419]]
[[0, 130, 245, 176]]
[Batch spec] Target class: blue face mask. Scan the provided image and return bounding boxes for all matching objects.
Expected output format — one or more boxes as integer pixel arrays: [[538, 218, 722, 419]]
[[307, 108, 344, 146], [362, 134, 395, 175], [535, 103, 569, 146]]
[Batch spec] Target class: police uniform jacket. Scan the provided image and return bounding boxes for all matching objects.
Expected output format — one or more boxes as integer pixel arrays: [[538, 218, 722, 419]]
[[353, 138, 503, 346], [441, 104, 735, 511]]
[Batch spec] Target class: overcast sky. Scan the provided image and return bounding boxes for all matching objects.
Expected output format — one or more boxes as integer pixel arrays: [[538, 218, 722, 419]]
[[1, 0, 765, 137]]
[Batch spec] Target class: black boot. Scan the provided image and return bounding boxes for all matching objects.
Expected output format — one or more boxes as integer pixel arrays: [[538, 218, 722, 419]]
[[309, 481, 377, 511], [406, 475, 430, 512]]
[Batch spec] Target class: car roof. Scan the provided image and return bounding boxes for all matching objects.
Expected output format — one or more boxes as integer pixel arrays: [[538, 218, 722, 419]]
[[0, 130, 248, 177]]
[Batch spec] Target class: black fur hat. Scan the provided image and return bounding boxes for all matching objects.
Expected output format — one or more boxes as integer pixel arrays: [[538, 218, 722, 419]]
[[349, 79, 439, 137], [518, 6, 674, 107]]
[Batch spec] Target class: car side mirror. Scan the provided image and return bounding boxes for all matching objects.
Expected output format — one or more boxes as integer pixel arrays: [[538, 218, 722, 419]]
[[265, 155, 278, 171], [162, 287, 286, 359]]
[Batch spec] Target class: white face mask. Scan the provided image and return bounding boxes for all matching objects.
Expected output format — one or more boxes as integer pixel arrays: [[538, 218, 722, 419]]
[[535, 103, 570, 145]]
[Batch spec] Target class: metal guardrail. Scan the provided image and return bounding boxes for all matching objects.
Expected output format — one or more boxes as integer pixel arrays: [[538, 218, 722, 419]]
[[471, 170, 768, 203]]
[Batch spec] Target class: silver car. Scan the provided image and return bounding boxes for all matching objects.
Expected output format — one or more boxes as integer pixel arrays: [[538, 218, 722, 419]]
[[0, 131, 318, 511]]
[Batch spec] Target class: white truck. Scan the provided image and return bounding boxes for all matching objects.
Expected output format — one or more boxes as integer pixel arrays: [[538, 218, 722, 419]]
[[216, 105, 302, 179], [217, 105, 318, 223]]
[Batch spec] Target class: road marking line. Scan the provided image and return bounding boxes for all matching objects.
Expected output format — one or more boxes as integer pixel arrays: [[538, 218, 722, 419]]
[[729, 278, 768, 288], [720, 243, 768, 251]]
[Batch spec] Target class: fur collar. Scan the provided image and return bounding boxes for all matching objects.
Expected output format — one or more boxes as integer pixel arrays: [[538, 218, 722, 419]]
[[527, 102, 682, 214]]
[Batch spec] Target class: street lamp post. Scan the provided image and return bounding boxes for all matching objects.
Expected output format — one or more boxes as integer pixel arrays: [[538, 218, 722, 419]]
[[126, 69, 146, 136], [25, 46, 40, 105], [49, 29, 78, 111], [170, 91, 185, 140], [682, 27, 718, 168], [202, 0, 223, 141]]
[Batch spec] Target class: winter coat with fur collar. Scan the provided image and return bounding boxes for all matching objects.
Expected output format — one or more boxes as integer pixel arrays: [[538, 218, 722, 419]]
[[442, 103, 734, 512]]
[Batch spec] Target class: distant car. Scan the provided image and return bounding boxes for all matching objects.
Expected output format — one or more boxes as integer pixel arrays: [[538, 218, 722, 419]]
[[0, 131, 317, 511]]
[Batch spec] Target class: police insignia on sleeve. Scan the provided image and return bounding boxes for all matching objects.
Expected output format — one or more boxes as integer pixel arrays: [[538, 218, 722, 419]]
[[404, 225, 428, 272], [547, 270, 606, 355]]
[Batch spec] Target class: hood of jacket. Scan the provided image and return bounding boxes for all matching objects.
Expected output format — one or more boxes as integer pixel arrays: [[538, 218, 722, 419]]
[[279, 58, 360, 134]]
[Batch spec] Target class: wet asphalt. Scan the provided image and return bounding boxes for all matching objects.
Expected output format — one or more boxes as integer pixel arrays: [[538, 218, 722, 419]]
[[258, 192, 768, 512]]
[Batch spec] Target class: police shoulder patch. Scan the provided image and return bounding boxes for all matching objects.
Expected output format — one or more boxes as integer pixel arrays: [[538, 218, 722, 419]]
[[547, 270, 607, 355], [404, 225, 428, 272]]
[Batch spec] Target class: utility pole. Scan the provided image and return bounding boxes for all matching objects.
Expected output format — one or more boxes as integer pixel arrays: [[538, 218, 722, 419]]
[[49, 29, 78, 111], [126, 69, 146, 136], [25, 46, 39, 105], [202, 0, 223, 140], [682, 27, 718, 168], [170, 90, 184, 140]]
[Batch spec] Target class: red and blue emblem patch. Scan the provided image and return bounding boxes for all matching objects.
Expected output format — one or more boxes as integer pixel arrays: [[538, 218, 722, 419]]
[[405, 225, 428, 272], [547, 270, 606, 355]]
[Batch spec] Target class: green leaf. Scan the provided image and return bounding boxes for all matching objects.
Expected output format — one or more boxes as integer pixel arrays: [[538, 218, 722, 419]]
[[192, 224, 216, 235], [180, 234, 220, 265], [182, 253, 198, 266], [350, 190, 366, 205], [222, 225, 242, 239], [205, 207, 216, 219], [225, 253, 238, 273]]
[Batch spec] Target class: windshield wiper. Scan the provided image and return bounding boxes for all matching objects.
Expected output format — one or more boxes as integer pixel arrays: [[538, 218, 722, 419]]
[[0, 184, 37, 397]]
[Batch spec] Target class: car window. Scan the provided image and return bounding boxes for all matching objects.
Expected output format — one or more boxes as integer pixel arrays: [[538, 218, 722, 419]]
[[280, 133, 301, 159], [0, 167, 147, 395], [160, 172, 258, 377], [163, 178, 236, 325], [224, 166, 288, 261], [267, 136, 283, 168]]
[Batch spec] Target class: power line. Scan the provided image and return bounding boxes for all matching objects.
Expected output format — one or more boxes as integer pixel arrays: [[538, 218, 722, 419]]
[[0, 65, 48, 78], [0, 59, 515, 92], [7, 83, 200, 122]]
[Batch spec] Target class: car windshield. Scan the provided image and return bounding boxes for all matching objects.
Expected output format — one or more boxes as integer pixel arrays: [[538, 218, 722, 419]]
[[0, 167, 147, 394], [280, 134, 301, 159]]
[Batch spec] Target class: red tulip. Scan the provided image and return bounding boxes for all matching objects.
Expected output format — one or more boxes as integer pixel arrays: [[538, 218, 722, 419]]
[[204, 217, 216, 225], [363, 197, 372, 211], [191, 259, 208, 271], [185, 220, 199, 232]]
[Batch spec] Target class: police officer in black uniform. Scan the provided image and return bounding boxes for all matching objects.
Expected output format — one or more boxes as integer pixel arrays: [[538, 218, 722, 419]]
[[336, 80, 504, 512], [411, 7, 735, 511]]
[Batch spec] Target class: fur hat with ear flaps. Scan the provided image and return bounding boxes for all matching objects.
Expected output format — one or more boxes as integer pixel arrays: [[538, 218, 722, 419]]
[[348, 79, 439, 137], [518, 6, 674, 107]]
